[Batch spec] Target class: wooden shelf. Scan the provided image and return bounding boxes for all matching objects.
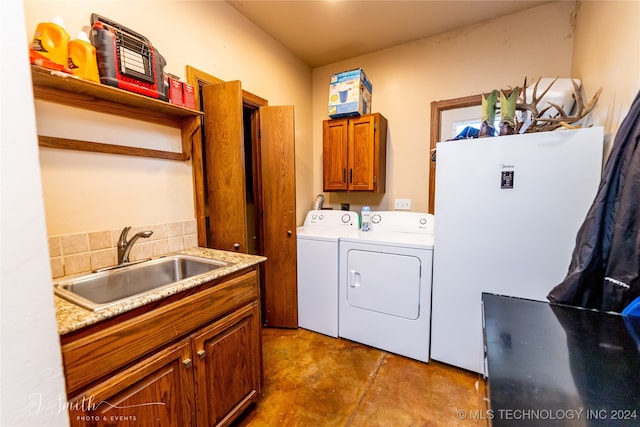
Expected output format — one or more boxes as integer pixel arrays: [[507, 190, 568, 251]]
[[30, 65, 202, 160]]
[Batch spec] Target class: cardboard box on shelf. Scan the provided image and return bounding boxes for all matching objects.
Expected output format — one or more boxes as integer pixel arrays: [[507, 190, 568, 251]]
[[328, 68, 372, 118], [183, 83, 195, 110], [168, 76, 183, 106]]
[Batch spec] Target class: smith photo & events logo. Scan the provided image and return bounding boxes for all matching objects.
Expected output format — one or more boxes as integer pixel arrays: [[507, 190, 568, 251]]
[[27, 393, 166, 424]]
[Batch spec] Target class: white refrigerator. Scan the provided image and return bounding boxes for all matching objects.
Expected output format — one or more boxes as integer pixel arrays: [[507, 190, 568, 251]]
[[430, 127, 604, 374]]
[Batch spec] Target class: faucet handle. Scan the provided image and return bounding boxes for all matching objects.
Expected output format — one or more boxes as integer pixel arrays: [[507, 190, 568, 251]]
[[118, 226, 131, 246]]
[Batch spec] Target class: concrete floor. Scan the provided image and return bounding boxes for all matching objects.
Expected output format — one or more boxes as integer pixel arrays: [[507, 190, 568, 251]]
[[235, 327, 488, 426]]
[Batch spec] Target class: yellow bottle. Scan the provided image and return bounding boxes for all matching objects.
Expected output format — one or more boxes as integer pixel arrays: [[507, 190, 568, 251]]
[[31, 15, 70, 69], [68, 31, 100, 83]]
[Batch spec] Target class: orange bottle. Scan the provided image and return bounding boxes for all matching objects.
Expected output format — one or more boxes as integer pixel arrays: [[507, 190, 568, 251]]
[[68, 31, 100, 83], [31, 16, 70, 70]]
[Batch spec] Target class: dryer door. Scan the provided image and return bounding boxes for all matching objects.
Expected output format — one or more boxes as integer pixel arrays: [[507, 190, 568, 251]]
[[345, 249, 421, 319]]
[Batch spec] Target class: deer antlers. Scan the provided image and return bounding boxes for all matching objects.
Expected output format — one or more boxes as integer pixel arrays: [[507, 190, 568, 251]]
[[515, 77, 601, 133]]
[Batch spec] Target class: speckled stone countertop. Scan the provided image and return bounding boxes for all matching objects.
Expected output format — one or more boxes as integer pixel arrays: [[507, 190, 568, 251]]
[[54, 247, 266, 336]]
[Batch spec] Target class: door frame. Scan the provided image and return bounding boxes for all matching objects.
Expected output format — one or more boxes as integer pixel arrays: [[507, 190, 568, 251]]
[[429, 94, 482, 214]]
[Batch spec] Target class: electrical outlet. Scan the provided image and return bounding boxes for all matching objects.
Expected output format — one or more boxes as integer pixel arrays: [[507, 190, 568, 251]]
[[394, 198, 411, 210]]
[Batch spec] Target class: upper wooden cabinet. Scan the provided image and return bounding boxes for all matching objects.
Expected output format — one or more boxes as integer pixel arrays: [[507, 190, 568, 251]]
[[322, 113, 387, 193]]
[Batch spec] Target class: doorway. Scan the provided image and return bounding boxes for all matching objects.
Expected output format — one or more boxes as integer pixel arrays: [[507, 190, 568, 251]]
[[244, 105, 259, 255]]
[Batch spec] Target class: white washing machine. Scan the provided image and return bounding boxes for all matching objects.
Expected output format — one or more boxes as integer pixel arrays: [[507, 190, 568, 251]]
[[297, 210, 360, 337], [339, 211, 434, 362]]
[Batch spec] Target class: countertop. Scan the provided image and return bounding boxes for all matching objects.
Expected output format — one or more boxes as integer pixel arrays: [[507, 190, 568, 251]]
[[483, 293, 640, 426], [54, 247, 266, 335]]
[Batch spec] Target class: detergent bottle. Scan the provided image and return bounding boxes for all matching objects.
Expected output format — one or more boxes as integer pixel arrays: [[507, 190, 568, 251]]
[[30, 15, 70, 70], [68, 30, 100, 83], [361, 206, 371, 232]]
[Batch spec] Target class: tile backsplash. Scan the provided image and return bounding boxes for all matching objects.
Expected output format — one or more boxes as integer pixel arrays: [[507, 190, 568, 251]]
[[49, 220, 198, 278]]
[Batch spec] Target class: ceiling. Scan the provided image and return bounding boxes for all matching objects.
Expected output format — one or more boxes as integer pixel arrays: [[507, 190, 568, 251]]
[[226, 0, 554, 68]]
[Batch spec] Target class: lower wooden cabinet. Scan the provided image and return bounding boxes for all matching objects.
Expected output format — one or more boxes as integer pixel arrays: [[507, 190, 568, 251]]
[[62, 269, 263, 427], [193, 303, 262, 426], [68, 339, 196, 427]]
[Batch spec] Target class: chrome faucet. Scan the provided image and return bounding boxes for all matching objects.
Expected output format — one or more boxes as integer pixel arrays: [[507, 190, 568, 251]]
[[117, 226, 153, 265]]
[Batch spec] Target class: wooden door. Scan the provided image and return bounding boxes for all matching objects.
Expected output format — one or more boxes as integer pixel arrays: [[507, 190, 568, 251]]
[[322, 118, 349, 191], [202, 82, 248, 252], [68, 339, 195, 427], [192, 303, 262, 427], [259, 105, 298, 328], [348, 115, 376, 191]]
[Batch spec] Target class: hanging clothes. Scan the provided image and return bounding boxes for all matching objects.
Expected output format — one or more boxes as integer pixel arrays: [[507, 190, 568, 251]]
[[548, 90, 640, 312]]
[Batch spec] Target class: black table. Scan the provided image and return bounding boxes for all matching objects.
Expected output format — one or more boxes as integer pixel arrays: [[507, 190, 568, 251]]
[[483, 293, 640, 426]]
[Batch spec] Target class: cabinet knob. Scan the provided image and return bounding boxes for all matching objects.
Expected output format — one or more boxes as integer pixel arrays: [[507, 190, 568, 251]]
[[197, 349, 206, 359], [183, 358, 193, 368], [287, 230, 292, 237], [233, 243, 240, 250]]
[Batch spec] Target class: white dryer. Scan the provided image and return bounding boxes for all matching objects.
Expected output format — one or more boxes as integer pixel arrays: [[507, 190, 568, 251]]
[[297, 210, 359, 337], [339, 211, 434, 362]]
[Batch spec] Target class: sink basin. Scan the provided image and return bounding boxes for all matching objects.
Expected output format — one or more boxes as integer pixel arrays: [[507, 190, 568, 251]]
[[54, 254, 228, 311]]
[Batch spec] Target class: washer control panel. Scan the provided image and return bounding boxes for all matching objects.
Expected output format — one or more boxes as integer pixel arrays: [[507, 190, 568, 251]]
[[303, 210, 360, 229]]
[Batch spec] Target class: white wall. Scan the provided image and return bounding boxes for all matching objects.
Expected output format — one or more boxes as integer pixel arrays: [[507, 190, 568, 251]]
[[572, 0, 640, 154], [0, 1, 69, 425], [23, 0, 314, 233], [311, 1, 581, 213]]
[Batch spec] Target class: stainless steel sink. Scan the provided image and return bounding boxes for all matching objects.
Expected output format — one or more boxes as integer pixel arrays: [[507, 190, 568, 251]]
[[54, 254, 228, 311]]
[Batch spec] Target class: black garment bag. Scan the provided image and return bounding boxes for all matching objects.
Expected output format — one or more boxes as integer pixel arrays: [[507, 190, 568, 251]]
[[548, 90, 640, 312]]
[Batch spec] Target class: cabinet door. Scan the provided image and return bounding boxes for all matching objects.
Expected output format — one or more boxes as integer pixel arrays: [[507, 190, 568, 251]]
[[192, 302, 262, 427], [322, 118, 349, 191], [68, 339, 195, 427], [348, 115, 377, 191]]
